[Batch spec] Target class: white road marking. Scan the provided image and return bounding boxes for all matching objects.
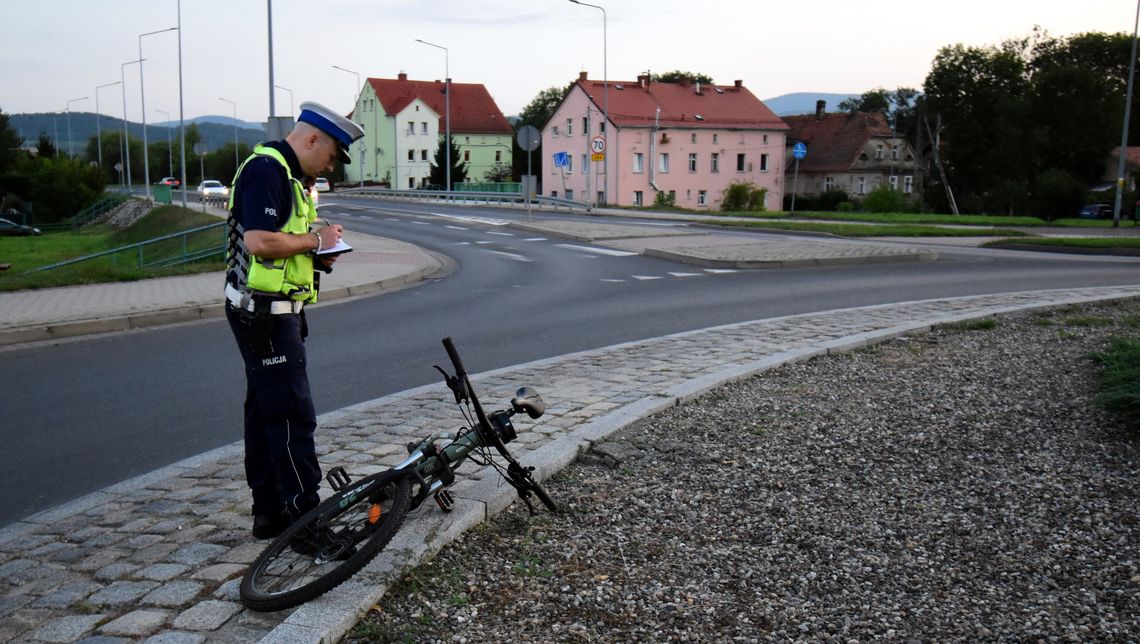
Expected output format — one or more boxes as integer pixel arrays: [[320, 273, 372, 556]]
[[600, 278, 626, 283], [444, 225, 469, 231], [523, 237, 547, 242], [704, 268, 738, 274], [668, 272, 704, 278], [430, 213, 511, 226], [632, 275, 664, 280], [483, 249, 532, 262], [555, 244, 638, 257], [486, 231, 515, 237], [410, 220, 430, 225]]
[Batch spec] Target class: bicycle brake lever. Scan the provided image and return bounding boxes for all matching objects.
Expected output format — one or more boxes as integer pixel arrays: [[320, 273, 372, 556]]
[[433, 365, 469, 405]]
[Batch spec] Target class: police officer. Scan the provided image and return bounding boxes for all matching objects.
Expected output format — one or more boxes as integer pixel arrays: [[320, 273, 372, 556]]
[[224, 102, 363, 539]]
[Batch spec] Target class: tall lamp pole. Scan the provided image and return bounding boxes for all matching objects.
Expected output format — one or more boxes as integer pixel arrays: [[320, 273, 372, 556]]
[[1114, 0, 1140, 228], [415, 39, 450, 191], [65, 96, 88, 158], [138, 26, 178, 200], [155, 108, 172, 177], [274, 84, 293, 116], [121, 58, 143, 193], [569, 0, 607, 205], [331, 64, 363, 187], [95, 81, 121, 172], [219, 97, 239, 178], [176, 0, 187, 205]]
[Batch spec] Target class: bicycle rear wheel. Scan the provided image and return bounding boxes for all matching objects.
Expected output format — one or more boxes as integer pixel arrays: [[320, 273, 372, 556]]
[[240, 470, 412, 612]]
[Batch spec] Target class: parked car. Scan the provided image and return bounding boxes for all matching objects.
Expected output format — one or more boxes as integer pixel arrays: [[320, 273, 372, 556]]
[[158, 176, 180, 187], [196, 180, 229, 199], [1077, 204, 1112, 219], [313, 177, 331, 192], [0, 217, 42, 236]]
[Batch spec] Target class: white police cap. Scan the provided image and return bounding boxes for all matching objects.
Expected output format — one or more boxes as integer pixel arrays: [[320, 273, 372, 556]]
[[297, 101, 365, 164]]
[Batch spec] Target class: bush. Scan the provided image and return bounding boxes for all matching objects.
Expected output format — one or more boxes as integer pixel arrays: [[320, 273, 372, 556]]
[[26, 156, 106, 222], [1033, 169, 1085, 221], [654, 190, 676, 208], [862, 185, 912, 213], [1090, 337, 1140, 430], [721, 181, 767, 211], [836, 201, 857, 212]]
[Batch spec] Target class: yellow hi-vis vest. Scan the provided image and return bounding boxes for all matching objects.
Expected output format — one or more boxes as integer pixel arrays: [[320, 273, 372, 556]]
[[227, 144, 319, 303]]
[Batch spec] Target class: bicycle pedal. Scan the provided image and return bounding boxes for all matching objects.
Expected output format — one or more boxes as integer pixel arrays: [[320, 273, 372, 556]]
[[434, 490, 455, 513], [326, 466, 351, 492]]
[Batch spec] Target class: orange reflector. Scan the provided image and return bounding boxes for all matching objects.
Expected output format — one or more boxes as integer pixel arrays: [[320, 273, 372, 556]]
[[368, 503, 382, 524]]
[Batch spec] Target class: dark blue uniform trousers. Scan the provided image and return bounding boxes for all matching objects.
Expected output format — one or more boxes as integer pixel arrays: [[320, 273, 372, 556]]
[[226, 303, 321, 517]]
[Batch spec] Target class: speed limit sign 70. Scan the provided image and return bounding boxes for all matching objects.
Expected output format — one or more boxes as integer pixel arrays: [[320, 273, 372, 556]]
[[591, 136, 606, 153]]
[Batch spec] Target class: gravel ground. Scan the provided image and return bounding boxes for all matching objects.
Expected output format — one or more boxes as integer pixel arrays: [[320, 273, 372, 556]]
[[348, 300, 1140, 643]]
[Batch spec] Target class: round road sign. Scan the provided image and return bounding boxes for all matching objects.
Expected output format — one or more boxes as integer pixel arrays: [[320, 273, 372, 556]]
[[591, 135, 606, 153], [517, 125, 540, 152]]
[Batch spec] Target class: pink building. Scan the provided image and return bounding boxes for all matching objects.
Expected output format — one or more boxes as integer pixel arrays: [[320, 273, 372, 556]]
[[542, 72, 788, 210]]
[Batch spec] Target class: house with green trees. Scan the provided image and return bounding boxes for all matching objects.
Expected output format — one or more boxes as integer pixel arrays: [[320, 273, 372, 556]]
[[344, 73, 513, 188]]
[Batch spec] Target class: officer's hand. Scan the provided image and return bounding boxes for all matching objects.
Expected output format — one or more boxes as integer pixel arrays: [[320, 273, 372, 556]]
[[316, 224, 343, 248]]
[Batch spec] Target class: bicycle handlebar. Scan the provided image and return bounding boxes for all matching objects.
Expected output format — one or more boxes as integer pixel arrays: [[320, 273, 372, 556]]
[[441, 337, 507, 457]]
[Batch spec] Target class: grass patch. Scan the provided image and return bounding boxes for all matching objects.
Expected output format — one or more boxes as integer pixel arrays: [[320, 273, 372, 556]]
[[983, 237, 1140, 251], [936, 318, 999, 331], [0, 203, 225, 291], [699, 219, 1030, 238], [1089, 337, 1140, 430], [725, 210, 1046, 227], [1064, 316, 1116, 327]]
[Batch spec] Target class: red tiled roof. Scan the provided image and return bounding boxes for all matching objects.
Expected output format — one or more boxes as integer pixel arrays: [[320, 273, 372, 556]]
[[367, 76, 513, 135], [781, 111, 893, 173], [572, 76, 787, 130]]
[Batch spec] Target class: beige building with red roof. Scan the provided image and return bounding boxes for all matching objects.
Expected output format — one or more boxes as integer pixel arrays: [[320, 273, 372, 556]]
[[346, 73, 514, 188], [782, 101, 918, 201], [543, 72, 787, 210]]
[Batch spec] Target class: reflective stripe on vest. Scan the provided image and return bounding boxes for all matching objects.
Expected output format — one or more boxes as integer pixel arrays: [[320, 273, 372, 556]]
[[227, 144, 319, 303]]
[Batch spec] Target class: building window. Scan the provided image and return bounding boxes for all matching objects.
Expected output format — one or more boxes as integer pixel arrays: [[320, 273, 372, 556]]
[[712, 133, 718, 144], [407, 149, 414, 161], [567, 154, 573, 173], [892, 145, 899, 160], [464, 150, 471, 162], [421, 122, 428, 134], [904, 175, 914, 194], [889, 175, 899, 190], [824, 177, 834, 191], [406, 121, 415, 135], [697, 190, 707, 206], [668, 190, 676, 203], [691, 133, 697, 144], [552, 126, 559, 136], [876, 144, 884, 160], [736, 153, 745, 172], [566, 189, 573, 201], [421, 149, 428, 161], [408, 177, 415, 189], [763, 134, 768, 144], [634, 191, 643, 206], [659, 153, 669, 173], [760, 154, 769, 172], [495, 150, 502, 163], [566, 119, 572, 135], [583, 117, 588, 135], [598, 191, 605, 204], [633, 153, 644, 173], [711, 153, 719, 173], [688, 153, 697, 172], [857, 177, 866, 195]]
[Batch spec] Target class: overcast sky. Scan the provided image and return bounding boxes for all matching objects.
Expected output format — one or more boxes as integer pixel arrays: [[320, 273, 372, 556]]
[[1, 0, 1132, 124]]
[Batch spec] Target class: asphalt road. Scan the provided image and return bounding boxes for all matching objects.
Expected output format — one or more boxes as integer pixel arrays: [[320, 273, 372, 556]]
[[2, 198, 1139, 526]]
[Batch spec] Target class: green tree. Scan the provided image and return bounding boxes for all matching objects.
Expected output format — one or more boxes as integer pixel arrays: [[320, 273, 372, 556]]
[[653, 70, 714, 84], [36, 132, 57, 159], [0, 108, 24, 174], [429, 137, 467, 189], [28, 155, 105, 222], [513, 85, 572, 186]]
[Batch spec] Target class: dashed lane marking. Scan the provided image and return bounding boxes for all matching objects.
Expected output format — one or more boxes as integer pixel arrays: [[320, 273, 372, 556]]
[[555, 244, 638, 257], [632, 275, 664, 280], [668, 272, 704, 278], [482, 249, 532, 262], [444, 225, 469, 231]]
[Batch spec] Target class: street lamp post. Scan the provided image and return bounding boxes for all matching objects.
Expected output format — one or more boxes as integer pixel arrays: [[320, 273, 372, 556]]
[[569, 0, 607, 206], [95, 81, 121, 171], [155, 109, 172, 177], [1114, 0, 1140, 228], [331, 64, 364, 188], [65, 96, 88, 158], [274, 84, 294, 116], [138, 26, 178, 200], [415, 39, 451, 191], [219, 97, 239, 177], [121, 58, 143, 193]]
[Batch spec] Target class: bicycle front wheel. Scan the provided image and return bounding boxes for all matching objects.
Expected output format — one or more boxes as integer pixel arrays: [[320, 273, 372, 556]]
[[240, 470, 412, 612]]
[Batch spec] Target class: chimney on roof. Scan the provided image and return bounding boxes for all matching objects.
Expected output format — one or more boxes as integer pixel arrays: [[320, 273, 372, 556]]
[[579, 71, 588, 82], [815, 100, 826, 119], [398, 72, 407, 81], [637, 74, 650, 89], [695, 82, 701, 95], [734, 79, 743, 88]]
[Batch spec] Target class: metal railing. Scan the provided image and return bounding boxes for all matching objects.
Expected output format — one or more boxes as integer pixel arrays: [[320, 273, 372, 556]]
[[32, 194, 131, 231], [345, 187, 589, 211], [25, 221, 227, 274]]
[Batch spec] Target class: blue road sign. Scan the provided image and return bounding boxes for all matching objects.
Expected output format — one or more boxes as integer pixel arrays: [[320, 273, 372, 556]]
[[793, 142, 808, 160], [553, 151, 570, 168]]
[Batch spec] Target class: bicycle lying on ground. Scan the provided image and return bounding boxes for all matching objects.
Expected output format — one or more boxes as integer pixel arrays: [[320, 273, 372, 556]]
[[240, 337, 559, 612]]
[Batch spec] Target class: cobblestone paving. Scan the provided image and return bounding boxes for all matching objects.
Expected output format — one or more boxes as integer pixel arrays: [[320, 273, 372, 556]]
[[1, 286, 1138, 643]]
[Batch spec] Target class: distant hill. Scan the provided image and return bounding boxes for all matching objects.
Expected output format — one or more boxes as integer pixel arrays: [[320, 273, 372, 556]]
[[762, 92, 859, 117], [9, 112, 266, 155]]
